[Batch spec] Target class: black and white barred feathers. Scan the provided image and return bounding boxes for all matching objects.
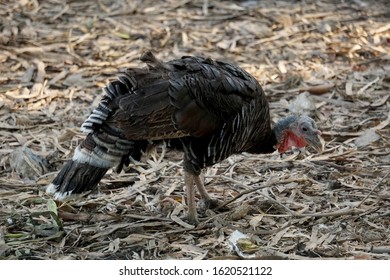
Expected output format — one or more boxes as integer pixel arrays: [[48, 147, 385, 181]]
[[47, 51, 278, 199]]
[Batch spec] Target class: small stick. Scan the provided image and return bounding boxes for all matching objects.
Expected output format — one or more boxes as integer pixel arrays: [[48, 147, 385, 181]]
[[356, 171, 389, 208], [214, 177, 311, 210], [370, 246, 390, 254], [256, 207, 364, 218]]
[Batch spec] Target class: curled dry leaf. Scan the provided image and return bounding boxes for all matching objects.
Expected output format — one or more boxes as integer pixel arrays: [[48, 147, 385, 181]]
[[230, 202, 250, 221], [9, 147, 50, 181], [299, 83, 335, 95], [354, 129, 381, 147], [288, 92, 317, 116]]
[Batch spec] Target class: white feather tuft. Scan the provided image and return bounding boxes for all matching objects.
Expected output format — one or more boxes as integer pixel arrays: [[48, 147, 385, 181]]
[[47, 183, 91, 201], [72, 146, 114, 169], [46, 183, 73, 201], [53, 190, 73, 201], [46, 183, 59, 194]]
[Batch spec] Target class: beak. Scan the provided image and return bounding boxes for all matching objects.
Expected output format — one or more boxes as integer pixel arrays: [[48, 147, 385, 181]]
[[307, 130, 323, 153]]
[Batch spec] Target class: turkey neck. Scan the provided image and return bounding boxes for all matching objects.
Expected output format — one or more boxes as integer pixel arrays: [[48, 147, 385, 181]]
[[245, 131, 277, 154]]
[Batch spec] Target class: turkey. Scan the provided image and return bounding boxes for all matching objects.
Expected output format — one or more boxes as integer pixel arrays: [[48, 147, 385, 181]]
[[46, 51, 322, 225]]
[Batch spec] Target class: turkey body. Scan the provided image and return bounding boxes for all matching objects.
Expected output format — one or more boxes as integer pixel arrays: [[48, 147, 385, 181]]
[[48, 51, 280, 225]]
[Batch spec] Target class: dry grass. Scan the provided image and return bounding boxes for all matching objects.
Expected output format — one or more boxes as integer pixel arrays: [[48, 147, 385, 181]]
[[0, 0, 389, 260]]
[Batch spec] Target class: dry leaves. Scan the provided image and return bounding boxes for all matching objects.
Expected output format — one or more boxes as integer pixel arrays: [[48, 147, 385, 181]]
[[0, 0, 389, 260]]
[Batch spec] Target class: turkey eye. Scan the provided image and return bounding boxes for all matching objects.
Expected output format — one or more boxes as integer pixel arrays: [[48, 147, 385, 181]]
[[302, 126, 308, 132]]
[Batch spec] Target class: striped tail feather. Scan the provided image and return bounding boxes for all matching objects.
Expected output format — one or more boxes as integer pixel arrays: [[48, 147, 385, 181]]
[[46, 159, 108, 200], [47, 78, 137, 200], [46, 126, 141, 199]]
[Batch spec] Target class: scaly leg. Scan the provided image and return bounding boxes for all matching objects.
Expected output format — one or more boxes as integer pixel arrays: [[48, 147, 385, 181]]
[[193, 174, 211, 201], [184, 172, 198, 225], [194, 174, 222, 209]]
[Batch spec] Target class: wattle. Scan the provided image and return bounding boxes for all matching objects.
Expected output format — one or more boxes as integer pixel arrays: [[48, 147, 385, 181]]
[[277, 130, 307, 153]]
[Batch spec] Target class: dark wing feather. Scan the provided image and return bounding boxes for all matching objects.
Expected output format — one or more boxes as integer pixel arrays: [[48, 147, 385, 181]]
[[110, 52, 262, 141], [109, 69, 181, 140]]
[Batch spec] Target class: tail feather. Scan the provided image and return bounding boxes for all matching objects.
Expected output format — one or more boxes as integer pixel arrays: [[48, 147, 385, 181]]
[[47, 51, 175, 201], [46, 160, 108, 200], [47, 139, 150, 200], [47, 68, 120, 200]]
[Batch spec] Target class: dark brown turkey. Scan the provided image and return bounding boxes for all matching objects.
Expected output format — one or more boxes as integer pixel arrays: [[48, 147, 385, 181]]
[[47, 51, 322, 225]]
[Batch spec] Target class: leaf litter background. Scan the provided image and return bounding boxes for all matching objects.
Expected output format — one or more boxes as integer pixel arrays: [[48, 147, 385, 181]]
[[0, 0, 389, 260]]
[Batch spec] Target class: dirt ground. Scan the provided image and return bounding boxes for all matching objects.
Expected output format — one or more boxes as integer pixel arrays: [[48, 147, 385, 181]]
[[0, 0, 389, 260]]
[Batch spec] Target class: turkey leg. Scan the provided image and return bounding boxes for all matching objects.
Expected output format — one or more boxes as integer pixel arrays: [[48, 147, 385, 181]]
[[194, 174, 222, 209], [184, 172, 223, 225], [184, 172, 198, 225]]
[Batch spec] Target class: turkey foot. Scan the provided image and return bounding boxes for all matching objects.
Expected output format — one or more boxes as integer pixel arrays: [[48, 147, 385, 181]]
[[185, 172, 222, 225], [200, 198, 223, 210], [193, 174, 226, 209]]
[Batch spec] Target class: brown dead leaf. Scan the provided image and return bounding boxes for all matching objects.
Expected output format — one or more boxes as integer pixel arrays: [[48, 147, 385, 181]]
[[299, 83, 335, 95]]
